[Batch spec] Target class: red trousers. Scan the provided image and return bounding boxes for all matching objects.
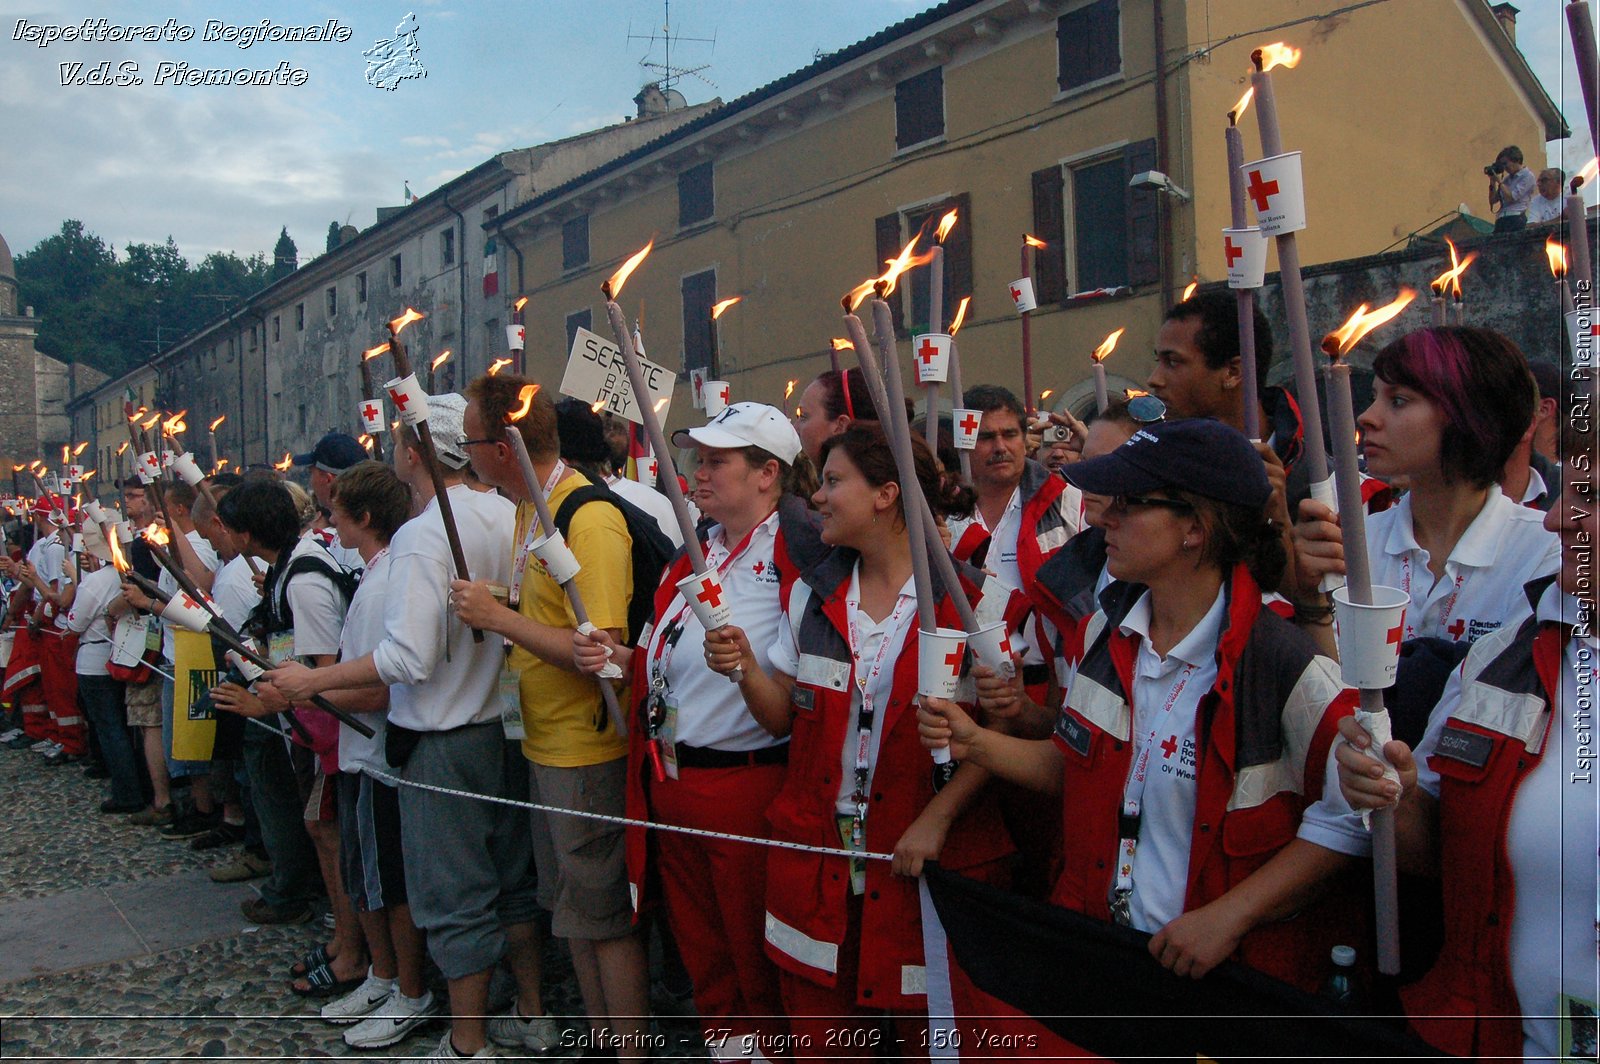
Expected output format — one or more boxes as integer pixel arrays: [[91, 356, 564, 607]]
[[650, 762, 787, 1042], [38, 629, 84, 754], [4, 625, 49, 741]]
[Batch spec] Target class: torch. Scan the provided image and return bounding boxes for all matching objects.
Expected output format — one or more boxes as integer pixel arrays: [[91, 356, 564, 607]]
[[1227, 85, 1264, 440], [359, 343, 388, 462], [1020, 235, 1047, 414], [1090, 328, 1125, 415], [207, 415, 225, 472], [381, 308, 484, 643], [137, 524, 375, 739], [1247, 42, 1334, 508], [710, 296, 741, 381], [601, 241, 743, 683], [948, 297, 974, 483], [1322, 291, 1417, 977], [1426, 240, 1474, 328], [1567, 159, 1597, 309], [510, 296, 528, 376], [500, 383, 627, 738], [829, 337, 849, 376], [428, 349, 452, 396], [1569, 1, 1599, 148], [925, 209, 959, 449], [1550, 236, 1583, 362]]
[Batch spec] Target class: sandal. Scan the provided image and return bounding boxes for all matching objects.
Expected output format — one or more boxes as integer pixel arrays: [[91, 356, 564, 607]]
[[288, 960, 364, 998], [288, 944, 333, 980]]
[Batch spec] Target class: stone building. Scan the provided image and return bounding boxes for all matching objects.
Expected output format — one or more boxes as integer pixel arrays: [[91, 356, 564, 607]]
[[0, 230, 107, 489]]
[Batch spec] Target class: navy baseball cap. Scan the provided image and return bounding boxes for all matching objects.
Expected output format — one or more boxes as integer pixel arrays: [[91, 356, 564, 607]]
[[1064, 417, 1271, 510], [293, 431, 367, 474]]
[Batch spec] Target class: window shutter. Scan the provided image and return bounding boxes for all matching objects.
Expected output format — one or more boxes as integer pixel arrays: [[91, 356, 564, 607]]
[[1058, 0, 1121, 92], [565, 308, 591, 354], [681, 269, 717, 372], [679, 163, 715, 228], [895, 68, 945, 150], [1031, 166, 1067, 304], [874, 213, 906, 335], [1124, 138, 1160, 289], [943, 192, 974, 322], [562, 216, 589, 270]]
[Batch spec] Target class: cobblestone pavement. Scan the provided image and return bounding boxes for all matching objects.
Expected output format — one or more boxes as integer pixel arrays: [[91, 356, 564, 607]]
[[0, 742, 709, 1061]]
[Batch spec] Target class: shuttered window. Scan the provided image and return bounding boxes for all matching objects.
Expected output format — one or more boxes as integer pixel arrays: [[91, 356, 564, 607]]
[[875, 192, 973, 337], [894, 67, 945, 151], [565, 308, 591, 353], [562, 216, 590, 271], [1057, 0, 1121, 92], [679, 163, 714, 228], [682, 269, 717, 372], [1035, 137, 1159, 298]]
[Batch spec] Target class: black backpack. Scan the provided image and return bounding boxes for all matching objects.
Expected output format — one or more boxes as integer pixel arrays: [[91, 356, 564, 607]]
[[553, 484, 675, 644], [249, 550, 360, 640]]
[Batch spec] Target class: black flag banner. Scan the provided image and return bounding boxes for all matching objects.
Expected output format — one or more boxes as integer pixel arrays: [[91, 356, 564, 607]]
[[920, 865, 1439, 1061]]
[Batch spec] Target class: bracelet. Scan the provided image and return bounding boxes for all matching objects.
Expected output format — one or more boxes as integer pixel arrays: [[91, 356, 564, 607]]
[[1292, 598, 1334, 625]]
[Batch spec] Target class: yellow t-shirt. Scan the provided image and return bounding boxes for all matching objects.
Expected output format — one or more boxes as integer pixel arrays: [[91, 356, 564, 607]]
[[512, 473, 632, 767]]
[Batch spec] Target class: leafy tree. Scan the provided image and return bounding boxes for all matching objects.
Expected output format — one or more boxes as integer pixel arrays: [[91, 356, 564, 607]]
[[326, 221, 342, 254], [273, 226, 298, 279]]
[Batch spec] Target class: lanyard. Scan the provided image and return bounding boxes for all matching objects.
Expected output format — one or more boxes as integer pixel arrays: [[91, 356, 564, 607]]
[[647, 517, 770, 725], [356, 548, 387, 587], [509, 463, 566, 608], [1112, 659, 1198, 923], [1399, 554, 1466, 640], [842, 589, 915, 850]]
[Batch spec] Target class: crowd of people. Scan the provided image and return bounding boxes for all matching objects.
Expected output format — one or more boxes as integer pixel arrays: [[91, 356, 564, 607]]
[[0, 288, 1590, 1062]]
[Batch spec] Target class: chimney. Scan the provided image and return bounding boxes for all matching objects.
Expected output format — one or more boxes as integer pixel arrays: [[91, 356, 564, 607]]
[[1491, 2, 1518, 45], [634, 83, 668, 118]]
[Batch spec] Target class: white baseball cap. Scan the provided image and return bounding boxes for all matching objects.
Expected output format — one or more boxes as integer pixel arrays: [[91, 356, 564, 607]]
[[671, 402, 802, 465]]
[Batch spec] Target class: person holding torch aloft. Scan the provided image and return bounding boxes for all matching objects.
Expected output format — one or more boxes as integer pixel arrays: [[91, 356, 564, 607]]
[[576, 401, 822, 1059], [707, 422, 1022, 1055]]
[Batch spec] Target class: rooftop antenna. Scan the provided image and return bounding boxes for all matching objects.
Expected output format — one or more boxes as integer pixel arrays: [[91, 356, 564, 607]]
[[628, 0, 717, 92]]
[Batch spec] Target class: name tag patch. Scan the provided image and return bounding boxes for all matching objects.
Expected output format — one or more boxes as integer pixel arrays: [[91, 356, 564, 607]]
[[1057, 713, 1092, 757], [791, 687, 816, 712], [1435, 726, 1493, 769]]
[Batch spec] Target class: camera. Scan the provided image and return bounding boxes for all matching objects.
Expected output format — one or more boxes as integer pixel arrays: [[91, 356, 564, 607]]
[[1484, 161, 1507, 177], [1042, 424, 1071, 444]]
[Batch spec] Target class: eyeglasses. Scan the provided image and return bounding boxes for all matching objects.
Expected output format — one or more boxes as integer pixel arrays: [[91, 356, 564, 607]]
[[1107, 493, 1193, 515], [454, 435, 501, 449], [1126, 394, 1167, 424]]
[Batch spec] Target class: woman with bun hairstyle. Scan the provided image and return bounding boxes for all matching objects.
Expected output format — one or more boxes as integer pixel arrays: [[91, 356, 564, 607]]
[[705, 421, 1024, 1055], [920, 419, 1365, 988], [1293, 327, 1557, 645], [575, 403, 825, 1057], [790, 368, 881, 467]]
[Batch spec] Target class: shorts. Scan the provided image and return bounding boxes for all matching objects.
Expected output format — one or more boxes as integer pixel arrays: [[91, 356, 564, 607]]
[[337, 771, 407, 912], [528, 757, 632, 941], [125, 679, 162, 728], [303, 758, 337, 822]]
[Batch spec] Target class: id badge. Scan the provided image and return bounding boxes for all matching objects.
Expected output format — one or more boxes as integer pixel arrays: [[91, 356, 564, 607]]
[[658, 702, 680, 780], [498, 667, 525, 741], [1558, 986, 1598, 1063], [267, 631, 295, 667], [835, 814, 866, 896], [145, 617, 163, 653], [113, 615, 150, 667]]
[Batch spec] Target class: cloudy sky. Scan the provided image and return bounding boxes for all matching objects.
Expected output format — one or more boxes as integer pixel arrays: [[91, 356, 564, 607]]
[[0, 0, 1593, 264]]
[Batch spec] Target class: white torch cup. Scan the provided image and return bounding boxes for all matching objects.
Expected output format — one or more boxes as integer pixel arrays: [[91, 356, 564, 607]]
[[530, 531, 582, 585], [1222, 227, 1270, 289], [918, 627, 968, 700], [912, 333, 952, 385], [384, 373, 432, 426], [966, 622, 1017, 681], [161, 593, 216, 634], [1241, 151, 1307, 235], [506, 324, 526, 352], [1331, 584, 1410, 690], [171, 452, 205, 487], [951, 409, 981, 450], [1008, 277, 1038, 314], [702, 381, 730, 418], [676, 569, 734, 630]]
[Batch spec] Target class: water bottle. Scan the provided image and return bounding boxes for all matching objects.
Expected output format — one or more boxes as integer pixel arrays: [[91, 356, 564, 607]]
[[1320, 944, 1360, 1009]]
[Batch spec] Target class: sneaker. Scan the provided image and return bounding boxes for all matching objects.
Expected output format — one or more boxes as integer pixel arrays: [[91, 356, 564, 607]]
[[41, 747, 81, 766], [30, 739, 57, 753], [0, 727, 22, 743], [126, 804, 175, 827], [239, 895, 312, 925], [209, 851, 271, 883], [343, 988, 438, 1048], [190, 821, 245, 850], [321, 968, 397, 1024], [159, 808, 221, 841], [486, 1009, 568, 1055], [5, 734, 33, 749], [406, 1031, 501, 1060]]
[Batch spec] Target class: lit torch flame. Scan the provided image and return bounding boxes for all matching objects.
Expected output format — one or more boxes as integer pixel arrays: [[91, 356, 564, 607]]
[[144, 523, 171, 548], [843, 231, 938, 311], [1229, 86, 1255, 123], [1253, 42, 1302, 73], [653, 397, 670, 414], [603, 240, 655, 300], [358, 435, 373, 450], [274, 452, 293, 471], [431, 349, 452, 371], [1576, 157, 1599, 191], [785, 379, 798, 402], [1429, 238, 1476, 298], [711, 296, 742, 320], [208, 415, 226, 432], [11, 464, 22, 473], [1322, 290, 1418, 359], [115, 442, 129, 456], [591, 400, 606, 414], [831, 338, 855, 352], [1124, 388, 1151, 400], [61, 445, 69, 464], [488, 358, 513, 376], [1547, 236, 1568, 279], [1091, 327, 1127, 363], [215, 459, 229, 472], [1181, 278, 1199, 301], [140, 413, 161, 431], [363, 342, 391, 361], [949, 296, 971, 336], [513, 296, 529, 314], [935, 209, 958, 244], [1023, 234, 1048, 249], [106, 528, 129, 573], [389, 308, 425, 337], [72, 441, 89, 458], [508, 385, 541, 424], [163, 410, 187, 436], [1039, 389, 1054, 406], [81, 469, 95, 481]]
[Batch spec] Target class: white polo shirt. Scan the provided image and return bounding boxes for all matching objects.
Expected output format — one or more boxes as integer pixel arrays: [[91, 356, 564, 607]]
[[1368, 487, 1557, 644], [375, 484, 515, 732], [209, 554, 261, 630], [157, 530, 218, 663], [645, 512, 784, 752], [337, 548, 392, 774], [65, 564, 123, 675]]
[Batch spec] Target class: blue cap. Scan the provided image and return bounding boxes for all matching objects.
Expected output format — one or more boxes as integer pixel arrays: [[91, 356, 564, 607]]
[[1064, 417, 1271, 510], [293, 431, 367, 474]]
